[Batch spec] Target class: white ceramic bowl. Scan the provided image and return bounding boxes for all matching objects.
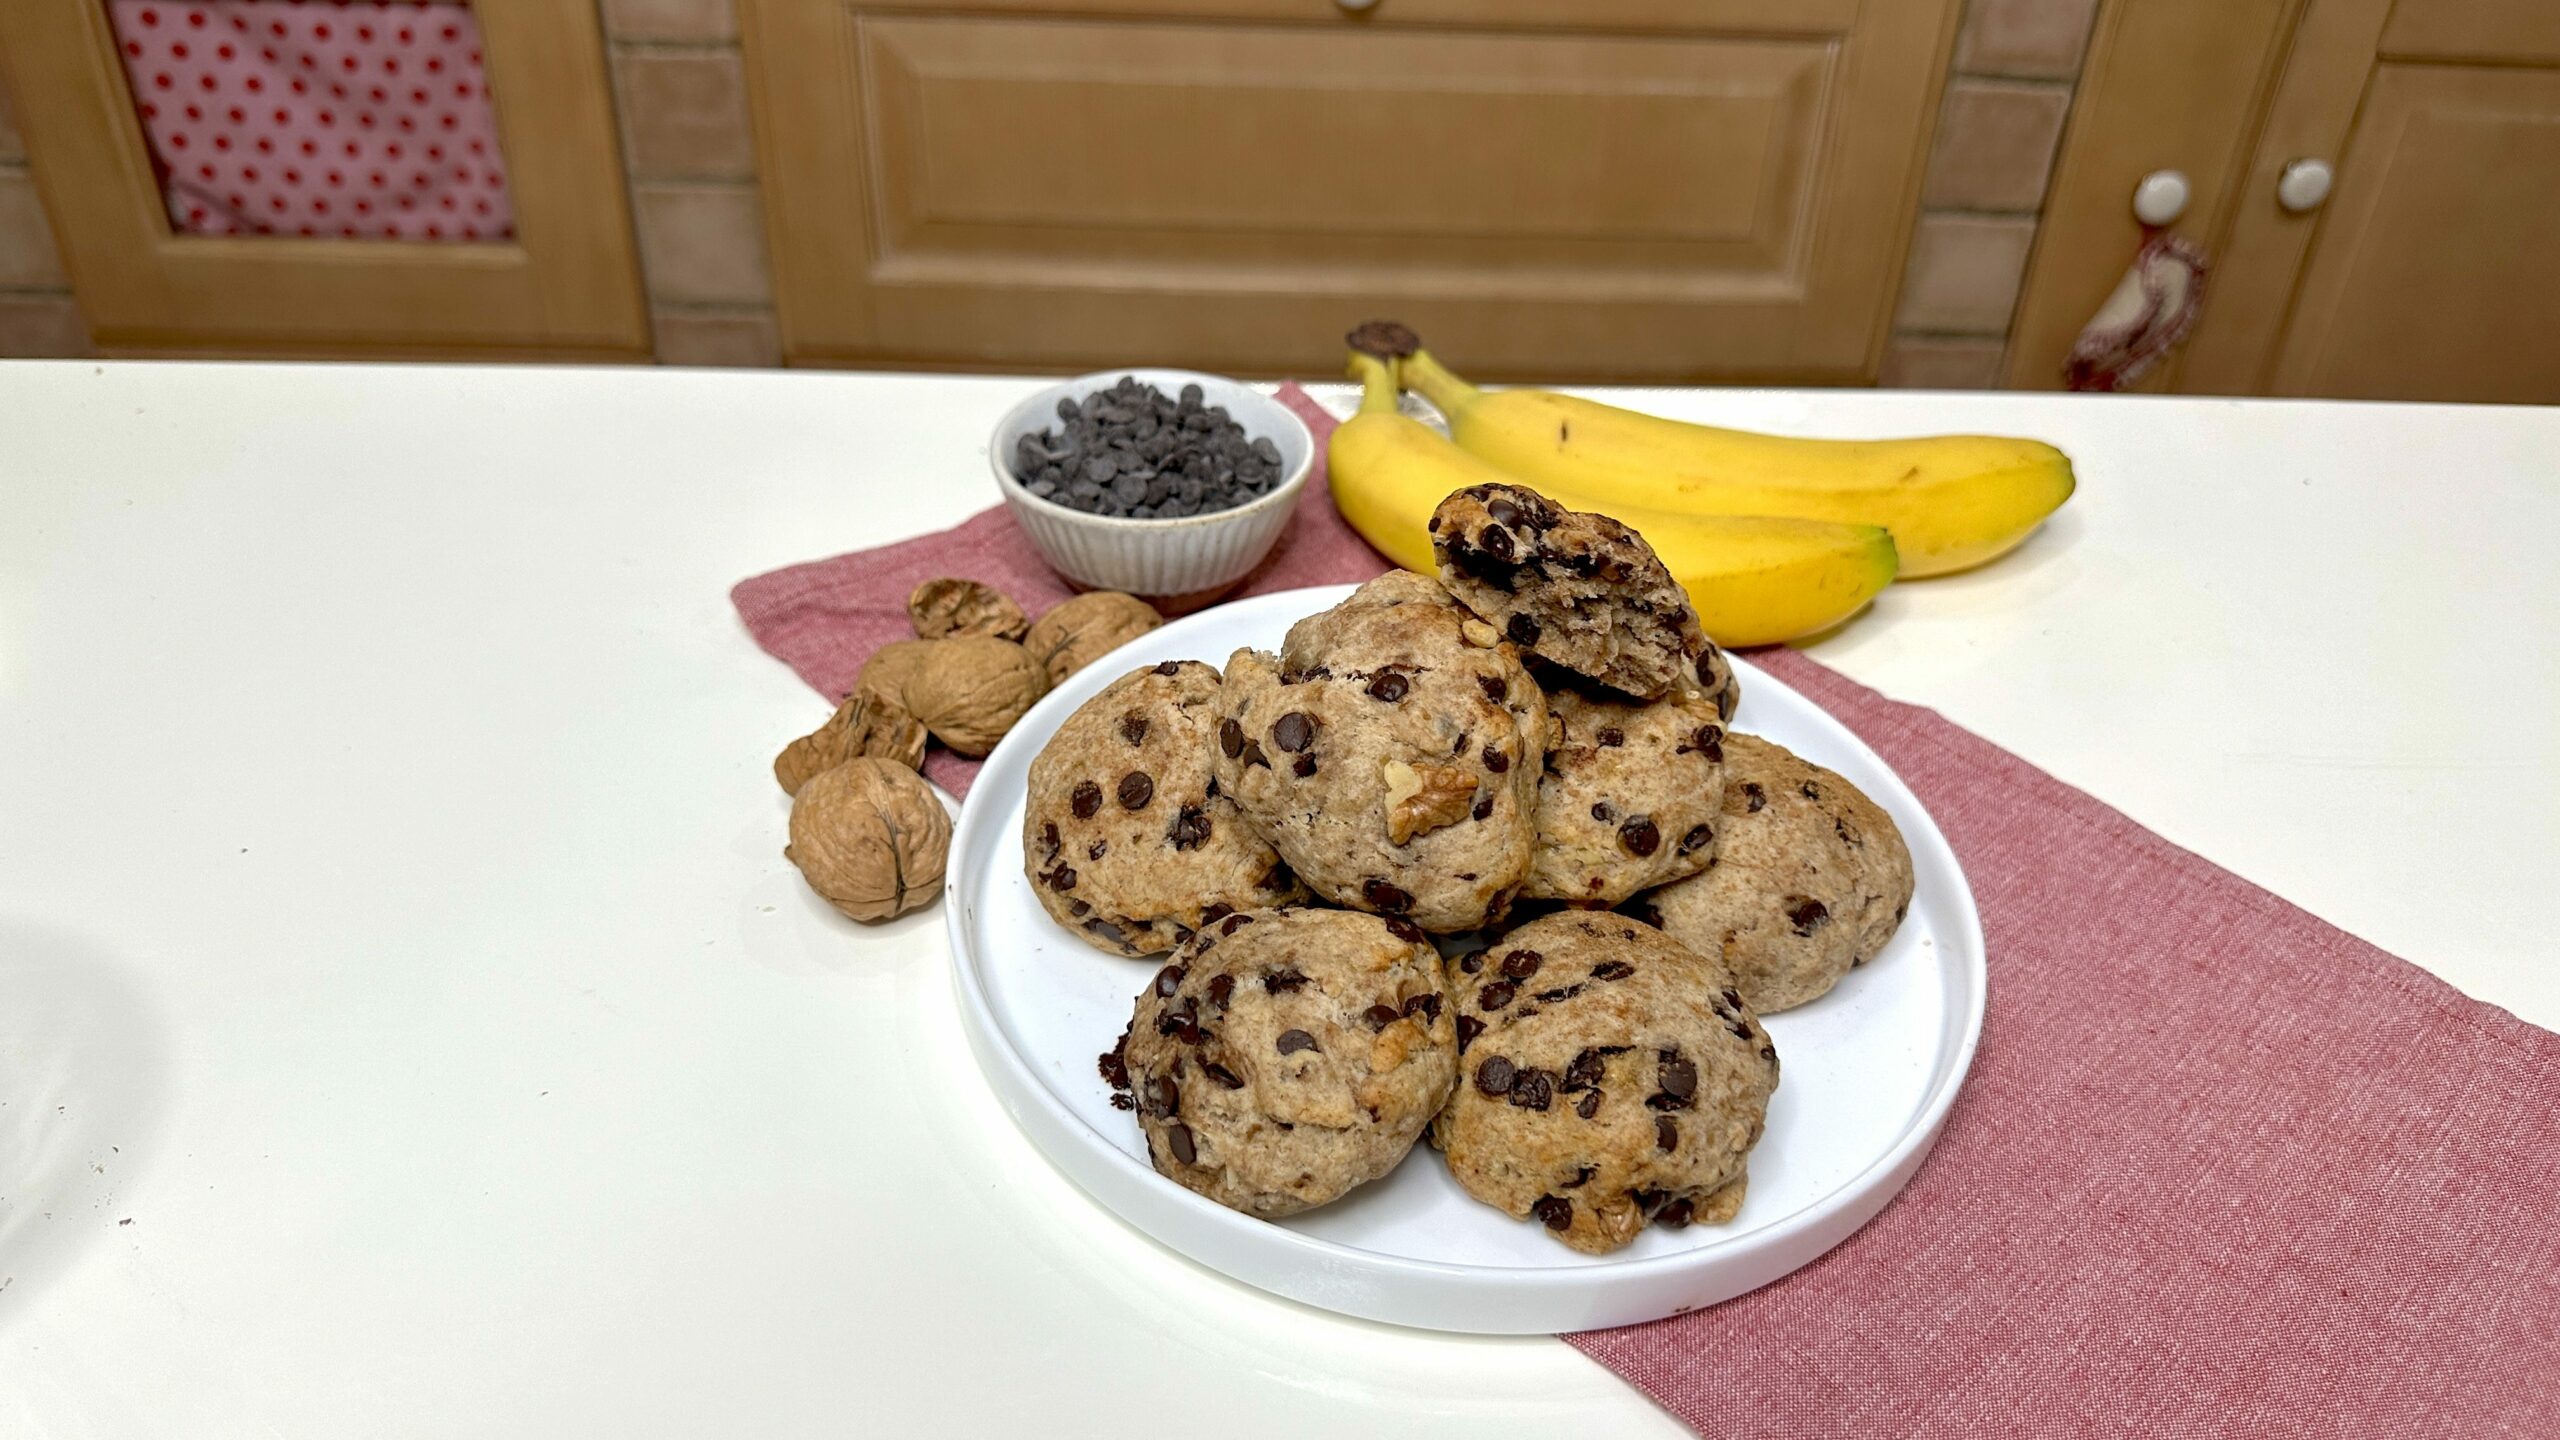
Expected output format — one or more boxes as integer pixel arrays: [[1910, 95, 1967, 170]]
[[945, 585, 1988, 1334], [988, 370, 1314, 605]]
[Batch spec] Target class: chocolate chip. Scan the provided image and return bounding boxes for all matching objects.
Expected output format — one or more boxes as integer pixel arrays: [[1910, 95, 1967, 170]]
[[1263, 968, 1308, 993], [1152, 964, 1186, 998], [1787, 896, 1831, 934], [1656, 1197, 1694, 1228], [1364, 1003, 1403, 1030], [1120, 713, 1150, 745], [1691, 725, 1724, 761], [1209, 974, 1235, 1007], [1563, 1164, 1596, 1189], [1565, 1049, 1606, 1090], [1291, 754, 1317, 778], [1482, 744, 1510, 773], [1271, 712, 1314, 752], [1047, 866, 1078, 892], [1505, 613, 1541, 646], [1507, 1069, 1553, 1111], [1141, 1073, 1179, 1118], [1041, 822, 1061, 860], [1222, 911, 1256, 934], [1478, 980, 1517, 1010], [1478, 674, 1508, 704], [1680, 824, 1713, 854], [1203, 1061, 1244, 1089], [1098, 1025, 1133, 1090], [1071, 782, 1102, 819], [1591, 961, 1634, 982], [1361, 878, 1415, 913], [1729, 1018, 1755, 1041], [1457, 951, 1484, 974], [1070, 899, 1091, 916], [1660, 1053, 1698, 1099], [1590, 801, 1615, 823], [1218, 718, 1245, 758], [1168, 805, 1212, 850], [1472, 795, 1495, 821], [1241, 740, 1270, 769], [1384, 916, 1426, 944], [1760, 1043, 1778, 1063], [1402, 992, 1442, 1025], [1480, 524, 1517, 564], [1366, 671, 1410, 702], [1117, 772, 1154, 810], [1533, 984, 1584, 1004], [1165, 1122, 1196, 1165], [1475, 1055, 1516, 1096], [1531, 1195, 1573, 1231], [1597, 727, 1625, 748], [1696, 651, 1719, 686], [1741, 782, 1767, 813], [1576, 1089, 1603, 1119], [1620, 817, 1661, 856], [1656, 1115, 1679, 1152], [1457, 1015, 1485, 1052], [1718, 689, 1737, 721], [1489, 951, 1534, 982], [1486, 495, 1522, 528], [1801, 781, 1822, 800], [1276, 1029, 1319, 1055]]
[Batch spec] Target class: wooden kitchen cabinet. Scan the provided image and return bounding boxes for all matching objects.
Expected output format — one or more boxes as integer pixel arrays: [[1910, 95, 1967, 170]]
[[2012, 0, 2560, 402], [741, 0, 1961, 381]]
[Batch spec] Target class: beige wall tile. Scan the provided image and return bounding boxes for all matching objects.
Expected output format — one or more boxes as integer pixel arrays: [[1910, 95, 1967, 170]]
[[0, 293, 91, 358], [616, 51, 756, 181], [1, 169, 67, 289], [633, 183, 771, 305], [602, 0, 738, 44], [653, 307, 780, 367], [1954, 0, 2100, 80], [1894, 214, 2037, 335], [0, 70, 24, 166], [1923, 80, 2070, 212], [1879, 335, 2007, 389]]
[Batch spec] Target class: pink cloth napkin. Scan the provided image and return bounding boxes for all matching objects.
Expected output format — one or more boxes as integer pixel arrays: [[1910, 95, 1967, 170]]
[[733, 385, 2560, 1435]]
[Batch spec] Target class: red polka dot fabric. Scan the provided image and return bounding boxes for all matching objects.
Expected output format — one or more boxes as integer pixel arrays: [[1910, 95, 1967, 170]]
[[107, 0, 513, 242]]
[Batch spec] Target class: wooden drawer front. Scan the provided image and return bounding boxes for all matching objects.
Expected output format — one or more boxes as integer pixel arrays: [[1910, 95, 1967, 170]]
[[747, 2, 1954, 379], [2383, 0, 2560, 65]]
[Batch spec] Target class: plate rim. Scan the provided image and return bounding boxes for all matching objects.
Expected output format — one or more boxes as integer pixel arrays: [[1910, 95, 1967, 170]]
[[944, 584, 1985, 1322]]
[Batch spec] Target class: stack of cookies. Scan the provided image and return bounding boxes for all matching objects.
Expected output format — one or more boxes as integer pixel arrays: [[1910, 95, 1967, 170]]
[[1027, 483, 1914, 1254]]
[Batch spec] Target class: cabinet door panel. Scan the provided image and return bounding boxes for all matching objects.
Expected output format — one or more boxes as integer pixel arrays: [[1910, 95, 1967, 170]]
[[747, 0, 1954, 379], [2271, 64, 2560, 401]]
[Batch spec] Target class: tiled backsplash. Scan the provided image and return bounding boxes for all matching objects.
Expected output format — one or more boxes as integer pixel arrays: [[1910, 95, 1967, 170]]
[[1882, 0, 2100, 388], [4, 0, 2097, 385]]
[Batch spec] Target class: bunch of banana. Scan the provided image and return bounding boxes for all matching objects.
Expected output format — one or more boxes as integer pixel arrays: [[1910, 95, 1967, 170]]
[[1331, 345, 1899, 648], [1326, 322, 2077, 643]]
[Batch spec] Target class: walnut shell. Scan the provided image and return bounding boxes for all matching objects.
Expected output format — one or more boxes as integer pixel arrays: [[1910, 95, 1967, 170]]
[[774, 689, 928, 795], [909, 577, 1029, 642], [786, 757, 951, 922], [892, 635, 1049, 757], [1023, 592, 1164, 686]]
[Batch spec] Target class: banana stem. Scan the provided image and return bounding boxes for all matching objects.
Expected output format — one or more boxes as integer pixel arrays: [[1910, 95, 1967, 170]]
[[1398, 349, 1482, 420], [1346, 351, 1403, 417]]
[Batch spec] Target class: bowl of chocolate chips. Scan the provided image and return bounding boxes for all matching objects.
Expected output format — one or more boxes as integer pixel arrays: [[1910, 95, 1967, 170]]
[[990, 370, 1313, 604]]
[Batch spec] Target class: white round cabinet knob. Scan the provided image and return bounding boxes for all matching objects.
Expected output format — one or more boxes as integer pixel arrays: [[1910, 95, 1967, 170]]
[[2278, 159, 2334, 213], [2133, 170, 2191, 226]]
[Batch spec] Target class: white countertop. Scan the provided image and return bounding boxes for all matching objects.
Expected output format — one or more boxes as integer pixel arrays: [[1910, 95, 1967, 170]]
[[2, 362, 2553, 1437]]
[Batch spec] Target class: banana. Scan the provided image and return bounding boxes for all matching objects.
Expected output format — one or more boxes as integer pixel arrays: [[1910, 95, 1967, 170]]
[[1328, 349, 1899, 647], [1394, 340, 2075, 578]]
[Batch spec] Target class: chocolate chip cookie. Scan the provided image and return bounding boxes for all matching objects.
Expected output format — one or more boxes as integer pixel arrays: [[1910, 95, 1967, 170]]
[[1431, 483, 1709, 701], [1213, 572, 1549, 934], [1629, 733, 1914, 1014], [1526, 686, 1727, 906], [1025, 659, 1307, 958], [1108, 907, 1458, 1218], [1433, 912, 1777, 1254]]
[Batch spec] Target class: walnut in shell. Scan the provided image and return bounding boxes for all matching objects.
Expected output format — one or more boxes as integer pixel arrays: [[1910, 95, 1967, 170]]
[[786, 757, 951, 922], [909, 577, 1029, 642], [857, 639, 939, 702], [1023, 591, 1163, 686], [893, 635, 1049, 757], [774, 689, 928, 795]]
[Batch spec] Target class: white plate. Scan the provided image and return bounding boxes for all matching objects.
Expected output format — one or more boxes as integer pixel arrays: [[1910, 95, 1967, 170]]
[[946, 585, 1985, 1334]]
